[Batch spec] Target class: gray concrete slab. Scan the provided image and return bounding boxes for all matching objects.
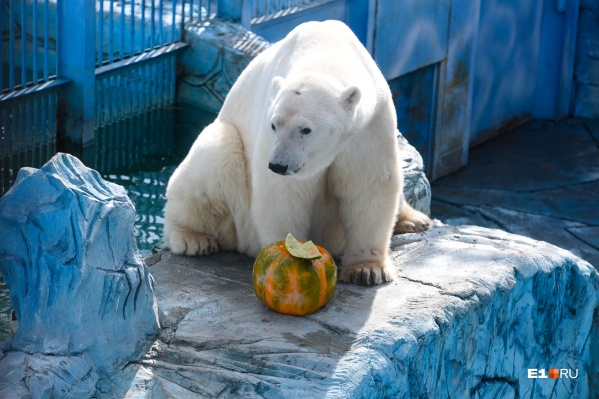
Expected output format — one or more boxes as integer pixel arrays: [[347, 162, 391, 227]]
[[432, 118, 599, 269]]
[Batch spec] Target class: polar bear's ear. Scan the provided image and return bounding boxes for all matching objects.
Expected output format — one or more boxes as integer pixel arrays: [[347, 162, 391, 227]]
[[341, 86, 361, 111], [272, 76, 285, 95]]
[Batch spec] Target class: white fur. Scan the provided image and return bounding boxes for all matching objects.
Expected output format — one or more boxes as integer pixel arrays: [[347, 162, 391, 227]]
[[164, 20, 430, 285]]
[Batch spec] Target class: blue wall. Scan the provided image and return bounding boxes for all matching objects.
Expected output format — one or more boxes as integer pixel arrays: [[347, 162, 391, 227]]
[[470, 0, 580, 145], [471, 1, 544, 145], [574, 0, 599, 118], [180, 0, 586, 179]]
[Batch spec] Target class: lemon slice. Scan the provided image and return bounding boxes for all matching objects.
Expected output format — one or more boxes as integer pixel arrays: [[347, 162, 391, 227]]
[[285, 233, 322, 259]]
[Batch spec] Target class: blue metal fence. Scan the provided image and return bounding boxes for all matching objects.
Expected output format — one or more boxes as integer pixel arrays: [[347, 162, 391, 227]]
[[96, 48, 179, 126], [1, 0, 59, 92], [1, 0, 195, 194], [96, 0, 214, 67], [94, 0, 190, 132], [1, 0, 64, 194], [1, 0, 340, 194]]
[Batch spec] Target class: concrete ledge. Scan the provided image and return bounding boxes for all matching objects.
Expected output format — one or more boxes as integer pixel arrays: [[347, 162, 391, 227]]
[[105, 223, 598, 398]]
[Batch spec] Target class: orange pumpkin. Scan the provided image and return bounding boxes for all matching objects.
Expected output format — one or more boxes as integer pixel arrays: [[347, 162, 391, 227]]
[[252, 236, 337, 315]]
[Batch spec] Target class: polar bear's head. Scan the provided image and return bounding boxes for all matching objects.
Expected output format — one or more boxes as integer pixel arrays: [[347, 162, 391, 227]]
[[267, 74, 361, 180]]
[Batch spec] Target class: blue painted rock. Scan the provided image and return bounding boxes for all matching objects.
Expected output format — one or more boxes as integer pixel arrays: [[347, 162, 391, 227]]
[[0, 153, 159, 375]]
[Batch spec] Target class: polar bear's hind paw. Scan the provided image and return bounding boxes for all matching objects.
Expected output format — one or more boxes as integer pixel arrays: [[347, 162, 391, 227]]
[[394, 205, 431, 234], [168, 229, 219, 256]]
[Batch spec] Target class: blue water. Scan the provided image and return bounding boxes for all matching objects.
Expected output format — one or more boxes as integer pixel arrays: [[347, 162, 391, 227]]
[[94, 102, 216, 256], [0, 103, 216, 340]]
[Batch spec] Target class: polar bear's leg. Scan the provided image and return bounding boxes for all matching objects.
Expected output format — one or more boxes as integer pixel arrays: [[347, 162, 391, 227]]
[[329, 143, 401, 285], [164, 120, 249, 256], [337, 187, 399, 286]]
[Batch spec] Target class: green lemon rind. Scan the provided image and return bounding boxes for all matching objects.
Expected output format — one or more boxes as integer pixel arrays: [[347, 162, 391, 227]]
[[285, 233, 322, 259]]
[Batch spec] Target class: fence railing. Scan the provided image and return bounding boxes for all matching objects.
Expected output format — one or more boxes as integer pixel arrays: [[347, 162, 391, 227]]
[[1, 0, 59, 94], [1, 0, 341, 194], [1, 0, 196, 194], [2, 1, 212, 100], [96, 0, 216, 67], [1, 0, 333, 103]]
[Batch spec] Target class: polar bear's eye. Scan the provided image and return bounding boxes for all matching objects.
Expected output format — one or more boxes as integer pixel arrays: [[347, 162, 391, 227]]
[[301, 128, 312, 135], [271, 123, 276, 131]]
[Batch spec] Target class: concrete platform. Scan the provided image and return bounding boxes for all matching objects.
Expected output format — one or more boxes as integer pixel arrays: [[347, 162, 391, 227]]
[[101, 223, 598, 398], [431, 118, 599, 269]]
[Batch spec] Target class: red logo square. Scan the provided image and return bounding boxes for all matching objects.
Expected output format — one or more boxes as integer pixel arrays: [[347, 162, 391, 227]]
[[549, 368, 559, 379]]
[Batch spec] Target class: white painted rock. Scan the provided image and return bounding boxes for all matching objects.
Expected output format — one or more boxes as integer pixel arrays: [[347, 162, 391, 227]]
[[104, 222, 598, 398]]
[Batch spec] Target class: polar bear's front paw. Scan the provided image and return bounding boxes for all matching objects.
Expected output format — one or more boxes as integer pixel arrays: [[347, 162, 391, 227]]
[[168, 229, 219, 256], [339, 262, 395, 286]]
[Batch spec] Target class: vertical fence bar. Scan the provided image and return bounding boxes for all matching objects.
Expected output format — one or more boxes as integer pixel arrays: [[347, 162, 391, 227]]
[[120, 0, 125, 59], [105, 76, 111, 125], [99, 0, 104, 65], [17, 101, 23, 166], [9, 0, 15, 90], [20, 0, 26, 87], [40, 93, 47, 159], [170, 55, 176, 104], [159, 0, 164, 47], [131, 0, 135, 54], [25, 99, 31, 165], [180, 0, 186, 38], [55, 0, 60, 77], [33, 0, 38, 84], [141, 0, 146, 51], [171, 0, 177, 44], [109, 0, 115, 63], [57, 0, 96, 161], [0, 1, 2, 91], [34, 96, 40, 165], [44, 0, 49, 81], [151, 0, 155, 48]]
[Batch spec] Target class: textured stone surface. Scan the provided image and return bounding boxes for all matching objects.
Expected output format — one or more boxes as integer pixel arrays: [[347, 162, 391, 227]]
[[0, 153, 160, 397], [103, 223, 598, 398], [398, 131, 431, 215]]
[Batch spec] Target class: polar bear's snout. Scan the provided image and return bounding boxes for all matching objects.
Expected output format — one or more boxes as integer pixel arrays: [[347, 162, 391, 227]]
[[267, 138, 304, 176], [269, 162, 289, 175]]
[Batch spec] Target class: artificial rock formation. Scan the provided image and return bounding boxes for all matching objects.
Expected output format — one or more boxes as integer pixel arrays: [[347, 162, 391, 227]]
[[398, 131, 431, 215], [178, 19, 271, 113], [0, 153, 160, 398], [109, 224, 598, 398]]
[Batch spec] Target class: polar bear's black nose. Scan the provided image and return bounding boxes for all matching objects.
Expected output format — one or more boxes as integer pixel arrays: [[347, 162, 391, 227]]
[[269, 163, 288, 175]]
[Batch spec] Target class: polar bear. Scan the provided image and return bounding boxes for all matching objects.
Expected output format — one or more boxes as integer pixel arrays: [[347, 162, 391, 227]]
[[164, 20, 430, 285]]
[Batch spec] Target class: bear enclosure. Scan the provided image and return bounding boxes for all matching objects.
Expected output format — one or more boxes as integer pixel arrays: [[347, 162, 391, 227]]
[[2, 0, 593, 192]]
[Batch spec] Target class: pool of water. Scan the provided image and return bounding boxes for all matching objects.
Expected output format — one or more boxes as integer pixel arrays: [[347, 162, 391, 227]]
[[0, 102, 217, 340]]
